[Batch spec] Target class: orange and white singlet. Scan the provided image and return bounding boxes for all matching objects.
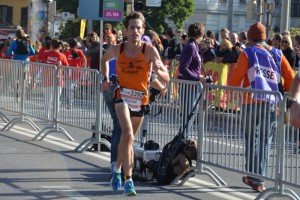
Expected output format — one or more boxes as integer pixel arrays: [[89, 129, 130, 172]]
[[115, 42, 152, 111]]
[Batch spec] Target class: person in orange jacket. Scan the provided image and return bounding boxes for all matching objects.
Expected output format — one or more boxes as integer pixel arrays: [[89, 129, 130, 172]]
[[228, 22, 295, 192]]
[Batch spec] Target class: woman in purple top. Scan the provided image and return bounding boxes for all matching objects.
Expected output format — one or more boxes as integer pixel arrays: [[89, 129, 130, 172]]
[[178, 23, 206, 82], [178, 23, 207, 137]]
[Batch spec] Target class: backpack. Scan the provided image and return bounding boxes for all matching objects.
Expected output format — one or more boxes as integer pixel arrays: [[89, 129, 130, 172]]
[[16, 39, 30, 55], [154, 135, 186, 185]]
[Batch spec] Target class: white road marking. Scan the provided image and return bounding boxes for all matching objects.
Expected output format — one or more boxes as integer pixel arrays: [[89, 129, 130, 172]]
[[0, 123, 256, 200]]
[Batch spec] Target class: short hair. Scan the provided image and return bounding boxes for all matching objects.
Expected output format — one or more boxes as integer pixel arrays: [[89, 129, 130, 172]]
[[51, 38, 61, 50], [166, 29, 174, 38], [188, 23, 205, 39], [206, 30, 215, 38], [273, 33, 282, 41], [124, 11, 145, 29], [238, 31, 247, 40], [104, 23, 112, 28], [68, 38, 78, 48]]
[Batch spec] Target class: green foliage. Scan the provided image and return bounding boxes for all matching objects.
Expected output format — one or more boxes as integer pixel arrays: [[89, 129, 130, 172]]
[[144, 0, 195, 33], [290, 27, 300, 39], [55, 0, 194, 38]]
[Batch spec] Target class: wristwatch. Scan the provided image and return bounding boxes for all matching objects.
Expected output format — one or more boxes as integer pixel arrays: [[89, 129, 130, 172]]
[[286, 98, 297, 109]]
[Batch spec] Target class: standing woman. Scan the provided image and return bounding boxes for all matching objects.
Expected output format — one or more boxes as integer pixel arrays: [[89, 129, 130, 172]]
[[280, 34, 296, 68], [7, 29, 35, 61]]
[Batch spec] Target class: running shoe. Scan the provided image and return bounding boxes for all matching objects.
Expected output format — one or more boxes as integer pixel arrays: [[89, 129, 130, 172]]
[[124, 180, 137, 196], [110, 162, 122, 191]]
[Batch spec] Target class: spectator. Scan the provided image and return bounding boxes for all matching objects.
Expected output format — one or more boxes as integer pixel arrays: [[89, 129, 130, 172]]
[[272, 33, 282, 49], [202, 38, 216, 63], [294, 35, 300, 69], [228, 22, 295, 192], [147, 30, 164, 57], [206, 30, 220, 48], [219, 28, 230, 41], [0, 40, 12, 59], [103, 23, 117, 43], [181, 33, 188, 48], [7, 29, 35, 61], [280, 34, 296, 68], [165, 29, 182, 60], [37, 35, 52, 62], [40, 38, 69, 119], [238, 31, 248, 47], [178, 22, 207, 136], [63, 38, 87, 109], [214, 39, 233, 63], [86, 32, 100, 70], [230, 33, 246, 49]]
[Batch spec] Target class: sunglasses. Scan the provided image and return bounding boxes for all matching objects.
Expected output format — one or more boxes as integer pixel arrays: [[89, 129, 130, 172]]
[[281, 40, 288, 43]]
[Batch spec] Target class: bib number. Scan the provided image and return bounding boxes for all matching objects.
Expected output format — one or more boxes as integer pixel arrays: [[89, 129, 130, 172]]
[[120, 88, 146, 111]]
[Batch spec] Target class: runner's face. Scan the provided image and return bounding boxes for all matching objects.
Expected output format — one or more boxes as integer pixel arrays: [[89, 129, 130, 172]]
[[126, 19, 144, 42]]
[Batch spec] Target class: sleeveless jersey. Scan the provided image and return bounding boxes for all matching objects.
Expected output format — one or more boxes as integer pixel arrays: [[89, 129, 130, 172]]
[[115, 42, 152, 110]]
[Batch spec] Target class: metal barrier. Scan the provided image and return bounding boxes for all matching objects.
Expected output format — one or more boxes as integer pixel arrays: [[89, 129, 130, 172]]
[[192, 84, 299, 200], [0, 59, 299, 199], [256, 93, 300, 200], [136, 78, 202, 147]]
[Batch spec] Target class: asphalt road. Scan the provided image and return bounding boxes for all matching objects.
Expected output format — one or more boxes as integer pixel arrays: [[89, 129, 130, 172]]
[[0, 111, 299, 200]]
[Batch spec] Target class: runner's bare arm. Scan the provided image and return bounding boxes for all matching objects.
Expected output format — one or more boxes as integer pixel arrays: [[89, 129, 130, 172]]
[[147, 45, 170, 84]]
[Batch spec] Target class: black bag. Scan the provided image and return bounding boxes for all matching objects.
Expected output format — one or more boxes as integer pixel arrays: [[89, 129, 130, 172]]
[[16, 39, 30, 55], [153, 92, 202, 185], [154, 135, 186, 185]]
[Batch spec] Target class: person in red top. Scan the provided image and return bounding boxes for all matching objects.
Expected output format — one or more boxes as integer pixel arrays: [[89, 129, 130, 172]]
[[40, 38, 69, 119], [63, 38, 87, 109], [37, 35, 52, 62], [0, 40, 12, 59]]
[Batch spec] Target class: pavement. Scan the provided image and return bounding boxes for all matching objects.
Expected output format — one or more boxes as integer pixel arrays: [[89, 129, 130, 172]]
[[0, 111, 299, 200]]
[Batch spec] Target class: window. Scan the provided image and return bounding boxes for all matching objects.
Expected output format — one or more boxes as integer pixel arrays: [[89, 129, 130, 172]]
[[291, 0, 300, 17], [0, 5, 12, 26], [21, 7, 28, 30]]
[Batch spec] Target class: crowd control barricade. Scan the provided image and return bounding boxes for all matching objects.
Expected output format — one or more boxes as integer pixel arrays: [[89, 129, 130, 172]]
[[0, 59, 42, 131], [256, 93, 300, 200], [191, 84, 300, 200], [137, 78, 202, 147]]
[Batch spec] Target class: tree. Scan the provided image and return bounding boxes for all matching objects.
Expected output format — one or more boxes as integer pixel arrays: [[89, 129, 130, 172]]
[[143, 0, 194, 33], [56, 0, 194, 38]]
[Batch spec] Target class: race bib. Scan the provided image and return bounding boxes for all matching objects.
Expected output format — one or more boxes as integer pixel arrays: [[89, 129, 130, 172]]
[[120, 87, 147, 111]]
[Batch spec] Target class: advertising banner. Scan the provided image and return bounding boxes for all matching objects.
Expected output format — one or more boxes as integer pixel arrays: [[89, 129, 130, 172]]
[[28, 0, 47, 43]]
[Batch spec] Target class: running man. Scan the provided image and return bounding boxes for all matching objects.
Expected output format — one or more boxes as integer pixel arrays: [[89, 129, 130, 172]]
[[101, 11, 170, 196]]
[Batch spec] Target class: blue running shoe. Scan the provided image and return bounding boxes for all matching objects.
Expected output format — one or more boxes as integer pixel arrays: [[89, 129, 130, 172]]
[[124, 180, 137, 196], [110, 162, 122, 191]]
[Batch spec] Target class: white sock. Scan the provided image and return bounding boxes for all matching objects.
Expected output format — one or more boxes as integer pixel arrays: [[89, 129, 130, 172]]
[[113, 165, 121, 173]]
